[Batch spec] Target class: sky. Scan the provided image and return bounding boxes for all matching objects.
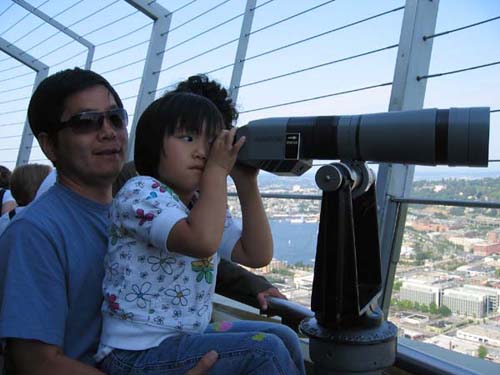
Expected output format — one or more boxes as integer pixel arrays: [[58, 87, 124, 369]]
[[0, 0, 498, 182]]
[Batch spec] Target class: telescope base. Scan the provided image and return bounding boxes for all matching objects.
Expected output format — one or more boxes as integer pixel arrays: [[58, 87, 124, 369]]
[[301, 317, 397, 375]]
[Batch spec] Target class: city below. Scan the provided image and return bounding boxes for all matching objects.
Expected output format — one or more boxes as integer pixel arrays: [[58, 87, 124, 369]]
[[229, 174, 500, 365]]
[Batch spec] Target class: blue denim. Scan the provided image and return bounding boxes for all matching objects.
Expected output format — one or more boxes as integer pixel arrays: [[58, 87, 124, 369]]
[[99, 321, 305, 375]]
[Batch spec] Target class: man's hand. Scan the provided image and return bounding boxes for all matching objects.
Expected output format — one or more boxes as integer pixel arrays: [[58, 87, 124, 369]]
[[257, 287, 287, 311], [185, 351, 218, 375]]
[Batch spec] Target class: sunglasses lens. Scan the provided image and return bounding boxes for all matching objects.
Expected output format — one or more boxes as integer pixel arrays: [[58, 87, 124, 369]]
[[108, 109, 128, 130], [63, 109, 128, 134], [70, 113, 102, 134]]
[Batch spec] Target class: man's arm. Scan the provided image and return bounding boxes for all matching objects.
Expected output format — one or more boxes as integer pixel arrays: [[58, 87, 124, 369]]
[[7, 340, 104, 375], [7, 340, 218, 375], [216, 259, 287, 311]]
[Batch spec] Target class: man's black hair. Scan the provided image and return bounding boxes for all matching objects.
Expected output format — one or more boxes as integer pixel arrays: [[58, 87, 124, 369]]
[[134, 92, 224, 179], [27, 67, 123, 138], [173, 74, 238, 129]]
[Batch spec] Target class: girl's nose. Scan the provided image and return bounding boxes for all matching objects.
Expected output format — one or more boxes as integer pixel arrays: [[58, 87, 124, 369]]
[[194, 140, 208, 159]]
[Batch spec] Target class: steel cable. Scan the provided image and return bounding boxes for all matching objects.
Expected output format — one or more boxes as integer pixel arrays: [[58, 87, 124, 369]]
[[157, 9, 244, 56], [160, 0, 231, 37], [243, 6, 405, 64], [423, 15, 500, 41], [240, 81, 393, 113], [0, 0, 50, 37], [236, 44, 399, 89], [417, 61, 500, 81]]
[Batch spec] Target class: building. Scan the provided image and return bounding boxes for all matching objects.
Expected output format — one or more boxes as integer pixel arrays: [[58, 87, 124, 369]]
[[472, 243, 500, 257], [457, 325, 500, 348], [441, 288, 488, 318], [400, 281, 441, 306], [462, 285, 500, 313]]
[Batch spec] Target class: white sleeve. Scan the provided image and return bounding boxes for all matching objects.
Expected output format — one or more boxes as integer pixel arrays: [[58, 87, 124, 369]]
[[114, 177, 188, 252]]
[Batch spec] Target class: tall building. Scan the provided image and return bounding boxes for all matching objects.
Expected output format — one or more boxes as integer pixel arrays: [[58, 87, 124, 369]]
[[400, 281, 441, 306], [442, 288, 488, 318]]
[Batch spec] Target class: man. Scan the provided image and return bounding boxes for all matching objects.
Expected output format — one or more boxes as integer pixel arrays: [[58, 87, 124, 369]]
[[0, 68, 215, 374]]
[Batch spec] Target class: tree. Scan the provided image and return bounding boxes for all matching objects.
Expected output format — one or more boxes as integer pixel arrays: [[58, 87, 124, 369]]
[[495, 268, 500, 278], [478, 345, 488, 359], [393, 281, 403, 291], [429, 302, 438, 314], [438, 305, 452, 317]]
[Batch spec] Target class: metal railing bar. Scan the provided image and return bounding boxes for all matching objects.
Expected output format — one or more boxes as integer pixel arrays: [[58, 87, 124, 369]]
[[228, 192, 321, 200], [390, 196, 500, 209]]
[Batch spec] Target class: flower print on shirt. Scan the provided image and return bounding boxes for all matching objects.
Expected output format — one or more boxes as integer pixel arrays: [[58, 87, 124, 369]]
[[148, 250, 176, 275], [191, 256, 215, 284], [136, 208, 154, 226], [125, 282, 153, 309], [151, 181, 166, 193], [165, 284, 191, 306], [105, 293, 120, 313]]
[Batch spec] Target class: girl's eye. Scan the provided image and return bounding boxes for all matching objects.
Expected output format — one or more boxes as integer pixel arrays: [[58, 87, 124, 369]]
[[179, 135, 194, 142]]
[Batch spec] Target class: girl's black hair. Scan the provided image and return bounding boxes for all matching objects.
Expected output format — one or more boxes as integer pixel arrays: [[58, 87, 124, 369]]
[[134, 92, 224, 179]]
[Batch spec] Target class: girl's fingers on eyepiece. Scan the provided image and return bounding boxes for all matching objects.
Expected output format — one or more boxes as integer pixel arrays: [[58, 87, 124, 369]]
[[232, 135, 245, 154]]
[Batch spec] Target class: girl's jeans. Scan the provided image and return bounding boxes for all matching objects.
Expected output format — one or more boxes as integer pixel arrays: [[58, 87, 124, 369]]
[[99, 320, 305, 375]]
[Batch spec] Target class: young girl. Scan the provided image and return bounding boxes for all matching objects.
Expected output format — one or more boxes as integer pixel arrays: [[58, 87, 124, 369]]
[[97, 92, 305, 375]]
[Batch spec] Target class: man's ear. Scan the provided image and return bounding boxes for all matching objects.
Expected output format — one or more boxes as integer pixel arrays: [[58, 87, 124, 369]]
[[37, 132, 57, 164]]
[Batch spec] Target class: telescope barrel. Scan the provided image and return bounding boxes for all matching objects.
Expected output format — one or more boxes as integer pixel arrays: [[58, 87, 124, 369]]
[[236, 107, 490, 175]]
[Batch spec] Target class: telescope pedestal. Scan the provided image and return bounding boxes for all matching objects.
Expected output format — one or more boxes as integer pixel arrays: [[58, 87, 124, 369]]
[[300, 162, 397, 374], [301, 307, 397, 375]]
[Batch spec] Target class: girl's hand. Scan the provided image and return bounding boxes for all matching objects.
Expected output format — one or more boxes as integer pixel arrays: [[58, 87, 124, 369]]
[[206, 128, 245, 174], [230, 163, 259, 185]]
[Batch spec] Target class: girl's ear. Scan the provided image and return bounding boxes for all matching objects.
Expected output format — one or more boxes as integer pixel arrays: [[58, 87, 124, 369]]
[[38, 132, 58, 164]]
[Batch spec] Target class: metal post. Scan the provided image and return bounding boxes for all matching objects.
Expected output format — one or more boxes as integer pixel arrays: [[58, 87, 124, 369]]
[[125, 0, 171, 161], [376, 0, 440, 314], [0, 37, 49, 166], [228, 0, 257, 105], [12, 0, 95, 69]]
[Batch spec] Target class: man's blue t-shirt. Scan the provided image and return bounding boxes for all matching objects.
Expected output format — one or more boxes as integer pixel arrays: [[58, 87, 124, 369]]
[[0, 183, 110, 365]]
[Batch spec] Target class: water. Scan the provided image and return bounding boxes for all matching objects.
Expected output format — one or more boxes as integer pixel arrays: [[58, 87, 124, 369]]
[[270, 220, 318, 265]]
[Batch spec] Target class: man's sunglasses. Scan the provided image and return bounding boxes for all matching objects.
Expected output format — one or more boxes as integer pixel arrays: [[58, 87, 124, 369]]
[[59, 108, 128, 134]]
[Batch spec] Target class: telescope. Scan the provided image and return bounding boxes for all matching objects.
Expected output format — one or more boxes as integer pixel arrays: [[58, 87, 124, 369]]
[[235, 107, 490, 174], [235, 107, 489, 375]]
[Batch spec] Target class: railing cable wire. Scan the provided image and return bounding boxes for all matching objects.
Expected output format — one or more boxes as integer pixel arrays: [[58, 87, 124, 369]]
[[0, 3, 14, 18], [240, 82, 393, 113], [243, 6, 404, 64], [18, 0, 121, 56], [0, 83, 32, 94], [423, 15, 500, 41], [248, 0, 337, 37], [237, 44, 399, 89], [96, 22, 151, 47], [160, 0, 231, 37], [417, 61, 500, 81], [0, 96, 29, 105], [0, 0, 50, 37], [157, 8, 244, 56]]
